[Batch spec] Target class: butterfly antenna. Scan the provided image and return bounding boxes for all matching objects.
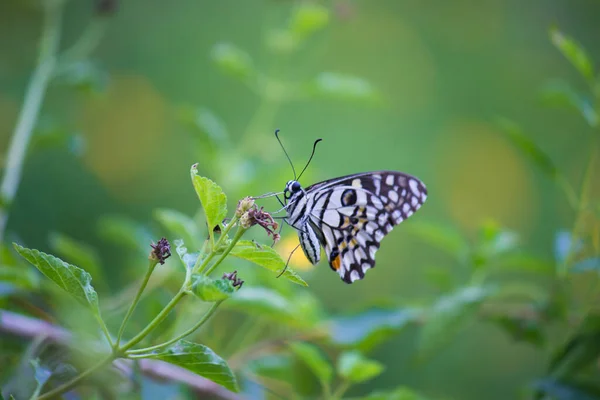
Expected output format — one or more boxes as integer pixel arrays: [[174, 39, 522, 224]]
[[297, 138, 322, 181], [277, 243, 301, 278], [275, 129, 297, 180]]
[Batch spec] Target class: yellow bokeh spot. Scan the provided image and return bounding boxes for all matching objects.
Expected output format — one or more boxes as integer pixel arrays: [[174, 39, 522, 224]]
[[277, 234, 315, 271], [432, 120, 537, 233]]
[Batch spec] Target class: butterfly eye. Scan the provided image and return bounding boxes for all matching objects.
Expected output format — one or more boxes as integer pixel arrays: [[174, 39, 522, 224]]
[[291, 181, 301, 192]]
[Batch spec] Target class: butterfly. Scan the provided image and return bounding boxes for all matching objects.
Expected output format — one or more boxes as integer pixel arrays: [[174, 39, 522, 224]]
[[274, 132, 428, 284]]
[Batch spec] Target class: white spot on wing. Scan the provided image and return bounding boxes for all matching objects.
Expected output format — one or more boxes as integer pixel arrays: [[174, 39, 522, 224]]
[[366, 222, 378, 234], [371, 196, 384, 210], [402, 203, 411, 214], [392, 210, 403, 223], [388, 191, 398, 202], [369, 245, 377, 259], [350, 270, 360, 282], [411, 196, 419, 207], [362, 263, 370, 273], [409, 179, 420, 196], [385, 175, 394, 186], [375, 230, 384, 241], [378, 213, 387, 225], [352, 179, 362, 188]]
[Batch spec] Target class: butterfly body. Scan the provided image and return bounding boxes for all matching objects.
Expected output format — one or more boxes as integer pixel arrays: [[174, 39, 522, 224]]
[[283, 171, 427, 283]]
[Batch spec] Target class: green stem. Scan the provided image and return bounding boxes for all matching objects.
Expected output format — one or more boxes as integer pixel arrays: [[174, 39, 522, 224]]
[[37, 354, 114, 400], [0, 3, 62, 243], [203, 226, 246, 276], [194, 215, 239, 274], [126, 301, 222, 355], [330, 380, 350, 400], [115, 261, 158, 347], [95, 314, 114, 348], [120, 290, 186, 352], [57, 18, 107, 67]]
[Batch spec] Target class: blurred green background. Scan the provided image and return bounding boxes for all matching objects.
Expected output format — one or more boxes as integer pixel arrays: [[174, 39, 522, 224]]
[[1, 0, 599, 399]]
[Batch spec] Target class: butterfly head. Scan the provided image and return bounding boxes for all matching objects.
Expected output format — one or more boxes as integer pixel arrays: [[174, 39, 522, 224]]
[[284, 180, 302, 201]]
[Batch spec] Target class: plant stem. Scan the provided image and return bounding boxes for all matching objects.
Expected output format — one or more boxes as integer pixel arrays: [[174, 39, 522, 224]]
[[203, 227, 247, 276], [95, 314, 114, 347], [115, 261, 158, 347], [0, 3, 63, 243], [194, 215, 239, 274], [37, 354, 114, 400], [126, 301, 222, 355], [331, 380, 351, 400], [120, 290, 186, 352]]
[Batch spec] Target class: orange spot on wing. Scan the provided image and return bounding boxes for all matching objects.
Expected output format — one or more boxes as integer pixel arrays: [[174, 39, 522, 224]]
[[331, 254, 341, 270]]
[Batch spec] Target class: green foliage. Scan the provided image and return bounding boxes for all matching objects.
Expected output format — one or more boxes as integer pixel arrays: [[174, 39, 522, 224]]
[[13, 244, 101, 317], [541, 81, 599, 127], [230, 240, 308, 286], [337, 351, 384, 384], [146, 341, 239, 392], [29, 359, 51, 399], [288, 342, 333, 391], [549, 313, 600, 377], [358, 386, 430, 400], [190, 165, 228, 237], [210, 43, 255, 83], [549, 26, 595, 84], [191, 274, 234, 302], [329, 308, 420, 352], [154, 209, 201, 250]]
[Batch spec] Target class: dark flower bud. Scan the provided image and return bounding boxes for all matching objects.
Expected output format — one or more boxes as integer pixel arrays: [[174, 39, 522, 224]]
[[222, 270, 244, 289], [149, 237, 171, 265]]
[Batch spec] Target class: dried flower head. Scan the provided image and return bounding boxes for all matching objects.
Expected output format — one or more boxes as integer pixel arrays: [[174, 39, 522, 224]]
[[149, 237, 171, 265], [240, 205, 280, 243], [236, 197, 256, 217], [222, 270, 244, 289]]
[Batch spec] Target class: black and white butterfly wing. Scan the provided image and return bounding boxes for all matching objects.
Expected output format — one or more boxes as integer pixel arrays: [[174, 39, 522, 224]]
[[304, 171, 427, 283]]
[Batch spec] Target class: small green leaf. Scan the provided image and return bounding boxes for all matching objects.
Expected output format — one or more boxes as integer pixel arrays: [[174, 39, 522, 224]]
[[49, 232, 104, 289], [54, 60, 109, 94], [407, 221, 469, 262], [154, 208, 201, 250], [571, 257, 600, 273], [248, 354, 294, 383], [177, 106, 229, 144], [472, 220, 519, 267], [307, 72, 382, 104], [549, 312, 600, 377], [289, 3, 329, 40], [173, 239, 199, 271], [191, 274, 234, 302], [418, 285, 494, 358], [210, 43, 255, 82], [289, 342, 333, 388], [496, 118, 559, 181], [541, 80, 599, 127], [13, 243, 100, 316], [329, 308, 420, 352], [497, 252, 555, 275], [190, 166, 227, 235], [146, 340, 238, 392], [359, 386, 430, 400], [549, 27, 595, 83], [230, 240, 308, 286], [337, 351, 384, 384]]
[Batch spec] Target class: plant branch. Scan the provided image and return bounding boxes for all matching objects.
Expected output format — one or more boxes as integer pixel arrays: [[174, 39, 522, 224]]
[[204, 227, 246, 276], [116, 261, 158, 347], [0, 2, 63, 242], [126, 300, 222, 355]]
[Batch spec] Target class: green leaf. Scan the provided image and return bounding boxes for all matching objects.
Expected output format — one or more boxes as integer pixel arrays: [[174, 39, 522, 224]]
[[225, 287, 297, 323], [497, 252, 555, 275], [307, 72, 382, 104], [571, 257, 600, 273], [154, 208, 201, 250], [173, 239, 199, 271], [54, 60, 108, 94], [0, 264, 39, 296], [549, 27, 595, 83], [337, 351, 384, 384], [418, 285, 494, 358], [146, 340, 238, 392], [247, 354, 294, 383], [289, 342, 333, 388], [496, 118, 559, 181], [230, 240, 308, 286], [191, 274, 234, 302], [549, 312, 600, 377], [210, 43, 255, 82], [190, 166, 227, 235], [406, 221, 469, 262], [13, 243, 100, 316], [472, 220, 519, 267], [289, 3, 329, 40], [359, 386, 430, 400], [49, 233, 104, 289], [541, 80, 599, 127], [177, 106, 229, 144], [329, 308, 420, 352]]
